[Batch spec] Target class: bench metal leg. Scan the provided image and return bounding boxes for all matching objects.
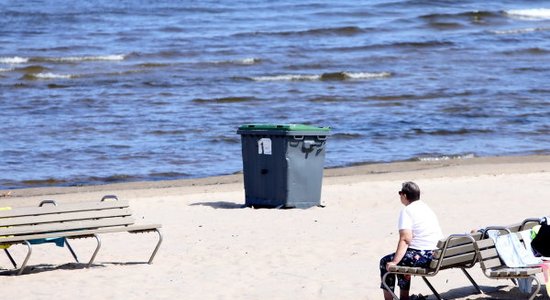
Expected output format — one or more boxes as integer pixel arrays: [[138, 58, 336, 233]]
[[17, 241, 32, 275], [147, 229, 163, 264], [460, 268, 483, 294], [4, 249, 17, 268], [38, 200, 80, 263], [528, 275, 541, 300], [382, 273, 443, 300], [422, 277, 442, 300], [64, 238, 79, 263], [381, 272, 400, 300], [87, 234, 101, 267]]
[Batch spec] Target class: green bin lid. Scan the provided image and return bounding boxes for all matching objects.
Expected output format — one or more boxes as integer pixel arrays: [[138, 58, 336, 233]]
[[238, 124, 330, 132]]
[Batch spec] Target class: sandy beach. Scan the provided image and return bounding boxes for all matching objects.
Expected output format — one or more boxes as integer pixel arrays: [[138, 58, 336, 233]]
[[1, 154, 549, 300]]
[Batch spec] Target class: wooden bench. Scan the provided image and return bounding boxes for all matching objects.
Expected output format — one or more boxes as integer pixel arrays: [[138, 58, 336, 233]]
[[383, 233, 481, 300], [382, 218, 542, 300], [474, 227, 543, 300], [0, 195, 162, 275]]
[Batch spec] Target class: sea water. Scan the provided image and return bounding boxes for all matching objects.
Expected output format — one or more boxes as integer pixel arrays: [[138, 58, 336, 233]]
[[0, 1, 549, 188]]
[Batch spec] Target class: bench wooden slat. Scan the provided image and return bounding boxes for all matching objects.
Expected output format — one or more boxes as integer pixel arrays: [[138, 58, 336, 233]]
[[0, 224, 161, 244], [475, 238, 496, 249], [0, 208, 133, 227], [433, 242, 476, 259], [436, 234, 481, 248], [390, 266, 429, 275], [489, 267, 542, 277], [479, 247, 499, 260], [482, 257, 503, 269], [0, 200, 130, 218], [489, 269, 510, 277], [518, 268, 541, 276], [0, 217, 135, 236], [430, 252, 477, 269]]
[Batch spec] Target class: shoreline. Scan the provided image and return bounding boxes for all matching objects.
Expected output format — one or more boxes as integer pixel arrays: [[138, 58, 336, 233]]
[[2, 154, 549, 199]]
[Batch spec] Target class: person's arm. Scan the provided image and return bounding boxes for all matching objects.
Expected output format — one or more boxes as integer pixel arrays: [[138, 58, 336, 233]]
[[386, 229, 412, 271]]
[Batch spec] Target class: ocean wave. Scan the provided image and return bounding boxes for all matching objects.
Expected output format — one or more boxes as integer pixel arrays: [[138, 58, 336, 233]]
[[308, 96, 350, 102], [492, 27, 550, 35], [147, 130, 188, 135], [251, 71, 391, 82], [22, 72, 76, 80], [0, 67, 14, 72], [505, 8, 550, 20], [300, 26, 364, 36], [233, 26, 364, 38], [136, 62, 171, 68], [331, 133, 363, 140], [15, 65, 49, 73], [235, 58, 261, 65], [391, 40, 454, 48], [31, 54, 126, 63], [212, 57, 262, 65], [1, 54, 125, 65], [47, 83, 70, 89], [420, 10, 502, 27], [192, 96, 258, 103], [20, 178, 69, 187], [502, 47, 550, 55], [415, 153, 475, 162], [412, 128, 494, 136], [0, 56, 29, 64], [421, 10, 500, 20]]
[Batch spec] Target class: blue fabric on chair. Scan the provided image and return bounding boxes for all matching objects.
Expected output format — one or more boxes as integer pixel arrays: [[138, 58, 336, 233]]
[[30, 238, 66, 247]]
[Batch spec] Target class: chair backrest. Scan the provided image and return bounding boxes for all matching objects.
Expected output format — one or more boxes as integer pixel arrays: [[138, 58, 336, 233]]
[[430, 234, 481, 270], [474, 237, 502, 271], [0, 200, 135, 239], [430, 218, 541, 271]]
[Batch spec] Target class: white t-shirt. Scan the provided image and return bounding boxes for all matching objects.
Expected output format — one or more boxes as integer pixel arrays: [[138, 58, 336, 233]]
[[398, 200, 443, 250]]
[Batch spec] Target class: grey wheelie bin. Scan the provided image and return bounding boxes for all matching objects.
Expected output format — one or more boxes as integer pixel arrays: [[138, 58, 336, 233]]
[[237, 124, 330, 208]]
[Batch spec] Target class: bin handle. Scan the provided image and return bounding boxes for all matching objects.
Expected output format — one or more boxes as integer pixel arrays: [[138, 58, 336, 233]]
[[292, 136, 304, 141], [302, 140, 325, 158], [317, 135, 327, 141]]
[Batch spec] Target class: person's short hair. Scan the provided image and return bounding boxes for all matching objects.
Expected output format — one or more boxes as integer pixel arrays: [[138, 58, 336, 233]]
[[401, 181, 420, 201]]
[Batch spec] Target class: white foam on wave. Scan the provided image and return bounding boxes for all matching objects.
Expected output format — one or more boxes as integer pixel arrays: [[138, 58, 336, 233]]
[[211, 57, 261, 65], [506, 8, 550, 20], [0, 57, 29, 64], [418, 153, 475, 161], [33, 72, 75, 79], [42, 54, 126, 62], [345, 72, 392, 79], [237, 57, 261, 65], [0, 67, 14, 72], [252, 74, 320, 81]]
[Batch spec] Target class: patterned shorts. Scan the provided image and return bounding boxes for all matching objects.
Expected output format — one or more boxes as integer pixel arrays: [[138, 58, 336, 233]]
[[379, 248, 434, 291]]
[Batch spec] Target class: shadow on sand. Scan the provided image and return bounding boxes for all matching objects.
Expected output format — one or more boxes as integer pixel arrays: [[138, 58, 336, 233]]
[[190, 201, 247, 209], [0, 261, 151, 276], [0, 262, 106, 276], [438, 284, 548, 299]]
